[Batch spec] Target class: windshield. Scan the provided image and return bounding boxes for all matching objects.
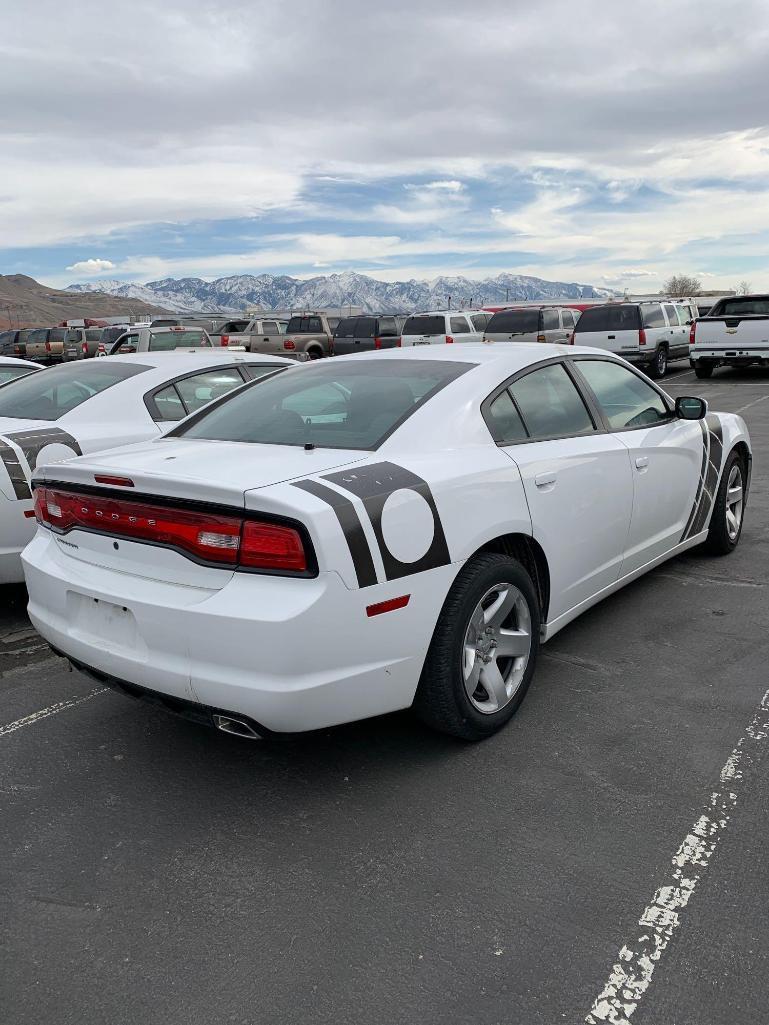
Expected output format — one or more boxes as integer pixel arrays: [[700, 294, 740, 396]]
[[713, 297, 769, 316], [485, 310, 539, 334], [0, 361, 150, 421], [402, 315, 445, 336], [175, 359, 471, 450], [574, 305, 641, 332], [148, 330, 210, 350]]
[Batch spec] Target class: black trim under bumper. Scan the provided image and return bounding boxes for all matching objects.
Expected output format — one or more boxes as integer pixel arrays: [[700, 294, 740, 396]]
[[55, 649, 275, 739]]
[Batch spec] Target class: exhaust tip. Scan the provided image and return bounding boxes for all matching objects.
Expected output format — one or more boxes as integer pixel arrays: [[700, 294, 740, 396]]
[[212, 714, 262, 740]]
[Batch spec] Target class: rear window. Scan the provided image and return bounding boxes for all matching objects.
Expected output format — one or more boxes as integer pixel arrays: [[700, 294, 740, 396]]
[[334, 318, 358, 337], [0, 366, 36, 387], [713, 297, 769, 316], [485, 310, 540, 334], [27, 329, 48, 343], [85, 329, 103, 341], [287, 316, 323, 334], [574, 306, 641, 332], [402, 315, 446, 336], [0, 361, 150, 421], [175, 359, 471, 450], [148, 329, 210, 351], [642, 305, 666, 328]]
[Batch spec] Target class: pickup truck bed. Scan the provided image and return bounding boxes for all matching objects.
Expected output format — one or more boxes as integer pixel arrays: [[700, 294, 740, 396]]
[[691, 295, 769, 378]]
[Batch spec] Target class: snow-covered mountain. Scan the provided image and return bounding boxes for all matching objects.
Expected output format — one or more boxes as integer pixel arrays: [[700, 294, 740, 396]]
[[67, 271, 615, 314]]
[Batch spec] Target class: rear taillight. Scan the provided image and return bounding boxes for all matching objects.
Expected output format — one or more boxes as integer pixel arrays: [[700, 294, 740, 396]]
[[220, 335, 229, 346], [374, 336, 382, 350], [45, 340, 52, 352], [33, 487, 309, 574], [445, 335, 454, 344], [568, 332, 575, 345], [13, 345, 20, 355], [536, 334, 546, 343], [638, 328, 647, 347], [689, 321, 696, 344], [284, 339, 296, 350], [395, 337, 401, 347], [82, 342, 88, 355]]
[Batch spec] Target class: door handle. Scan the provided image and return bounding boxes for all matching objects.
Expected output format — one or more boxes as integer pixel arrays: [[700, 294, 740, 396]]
[[635, 456, 649, 470], [535, 471, 557, 487], [607, 334, 615, 340]]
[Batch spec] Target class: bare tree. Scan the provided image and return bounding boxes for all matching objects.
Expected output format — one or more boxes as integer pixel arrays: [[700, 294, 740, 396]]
[[738, 280, 753, 295], [663, 274, 702, 297]]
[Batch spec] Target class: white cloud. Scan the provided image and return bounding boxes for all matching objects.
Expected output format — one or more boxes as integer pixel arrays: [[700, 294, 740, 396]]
[[65, 258, 116, 274]]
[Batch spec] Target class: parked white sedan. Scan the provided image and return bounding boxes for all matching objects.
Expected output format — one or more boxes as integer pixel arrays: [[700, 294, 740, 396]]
[[0, 350, 296, 582], [24, 344, 751, 740]]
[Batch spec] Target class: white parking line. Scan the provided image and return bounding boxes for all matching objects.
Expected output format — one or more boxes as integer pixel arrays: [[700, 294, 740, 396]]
[[734, 394, 769, 415], [0, 687, 106, 738], [585, 688, 769, 1024]]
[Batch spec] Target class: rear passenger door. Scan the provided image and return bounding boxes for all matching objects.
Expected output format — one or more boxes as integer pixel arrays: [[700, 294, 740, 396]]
[[663, 304, 687, 357], [450, 316, 475, 343], [484, 360, 634, 622], [560, 309, 575, 343]]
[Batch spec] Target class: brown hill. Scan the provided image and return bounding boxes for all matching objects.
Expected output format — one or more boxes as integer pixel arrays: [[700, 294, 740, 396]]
[[0, 274, 171, 328]]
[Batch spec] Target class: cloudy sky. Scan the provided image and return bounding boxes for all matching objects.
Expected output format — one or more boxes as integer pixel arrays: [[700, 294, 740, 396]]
[[3, 0, 769, 291]]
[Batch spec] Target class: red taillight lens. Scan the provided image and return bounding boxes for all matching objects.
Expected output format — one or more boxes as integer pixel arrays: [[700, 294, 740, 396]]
[[284, 340, 296, 350], [689, 321, 696, 344], [638, 328, 647, 347], [395, 337, 401, 347], [568, 332, 575, 345], [240, 521, 307, 572], [445, 335, 454, 344], [45, 340, 52, 352], [374, 336, 382, 350], [33, 487, 309, 573], [82, 342, 88, 355], [221, 335, 229, 346]]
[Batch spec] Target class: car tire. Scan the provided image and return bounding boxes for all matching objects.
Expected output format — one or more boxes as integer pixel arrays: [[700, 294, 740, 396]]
[[413, 553, 541, 740], [648, 345, 668, 379], [307, 347, 323, 360], [703, 450, 746, 556], [694, 362, 713, 379]]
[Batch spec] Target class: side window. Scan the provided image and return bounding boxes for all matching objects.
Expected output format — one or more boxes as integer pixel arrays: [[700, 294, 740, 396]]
[[663, 304, 680, 326], [378, 316, 397, 337], [576, 360, 670, 430], [261, 321, 280, 336], [642, 304, 666, 328], [117, 334, 139, 352], [174, 368, 245, 415], [450, 316, 471, 334], [508, 363, 595, 440], [485, 389, 528, 444], [471, 313, 491, 331], [356, 318, 376, 338], [560, 310, 575, 329], [542, 309, 559, 331], [308, 317, 322, 333], [242, 364, 283, 381], [151, 384, 186, 421]]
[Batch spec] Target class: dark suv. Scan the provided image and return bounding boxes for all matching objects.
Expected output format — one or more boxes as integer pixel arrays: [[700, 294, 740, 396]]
[[332, 314, 407, 355]]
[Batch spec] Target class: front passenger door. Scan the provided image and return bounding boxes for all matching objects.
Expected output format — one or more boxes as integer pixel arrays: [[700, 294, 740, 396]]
[[573, 358, 706, 573], [486, 361, 634, 623]]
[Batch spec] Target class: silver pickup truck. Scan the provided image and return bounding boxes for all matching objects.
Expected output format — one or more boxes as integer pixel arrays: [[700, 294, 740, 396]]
[[690, 294, 769, 378], [216, 317, 291, 354]]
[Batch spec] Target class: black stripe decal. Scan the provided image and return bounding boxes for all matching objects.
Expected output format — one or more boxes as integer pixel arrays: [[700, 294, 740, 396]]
[[6, 428, 82, 472], [292, 479, 378, 588], [690, 416, 723, 536], [0, 439, 32, 500], [680, 420, 709, 541]]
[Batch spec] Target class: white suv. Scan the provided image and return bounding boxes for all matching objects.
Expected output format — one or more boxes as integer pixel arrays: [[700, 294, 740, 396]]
[[400, 310, 491, 346], [573, 301, 693, 378]]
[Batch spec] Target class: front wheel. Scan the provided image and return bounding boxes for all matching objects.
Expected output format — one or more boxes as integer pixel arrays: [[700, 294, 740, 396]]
[[694, 362, 713, 379], [414, 553, 541, 740], [703, 450, 746, 555]]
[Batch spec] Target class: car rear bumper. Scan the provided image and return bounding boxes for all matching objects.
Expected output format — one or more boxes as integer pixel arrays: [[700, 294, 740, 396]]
[[23, 530, 455, 733], [691, 349, 769, 366]]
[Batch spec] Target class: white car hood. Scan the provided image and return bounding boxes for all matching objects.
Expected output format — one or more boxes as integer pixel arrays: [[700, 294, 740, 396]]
[[34, 437, 367, 507]]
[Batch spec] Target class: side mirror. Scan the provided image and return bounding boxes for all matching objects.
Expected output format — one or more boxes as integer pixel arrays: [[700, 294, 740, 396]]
[[675, 396, 708, 420]]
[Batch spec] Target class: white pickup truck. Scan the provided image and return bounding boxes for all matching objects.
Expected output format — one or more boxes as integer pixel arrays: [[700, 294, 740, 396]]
[[690, 294, 769, 378]]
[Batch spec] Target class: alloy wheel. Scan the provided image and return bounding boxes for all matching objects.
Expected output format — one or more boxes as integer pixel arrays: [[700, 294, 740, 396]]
[[461, 583, 532, 714], [726, 463, 744, 541]]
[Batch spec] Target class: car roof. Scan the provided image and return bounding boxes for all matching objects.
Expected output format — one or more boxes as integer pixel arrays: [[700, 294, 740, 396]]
[[99, 351, 298, 372], [0, 355, 43, 368], [405, 309, 487, 317], [331, 341, 614, 371]]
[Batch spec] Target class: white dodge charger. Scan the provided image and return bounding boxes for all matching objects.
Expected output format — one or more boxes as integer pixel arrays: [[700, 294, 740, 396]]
[[0, 350, 296, 582], [23, 344, 751, 741]]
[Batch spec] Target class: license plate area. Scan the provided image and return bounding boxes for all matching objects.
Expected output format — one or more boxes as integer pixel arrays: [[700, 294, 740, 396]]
[[66, 592, 147, 658]]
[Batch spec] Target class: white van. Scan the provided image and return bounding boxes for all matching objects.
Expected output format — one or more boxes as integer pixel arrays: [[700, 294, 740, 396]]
[[572, 301, 692, 378], [400, 310, 491, 346]]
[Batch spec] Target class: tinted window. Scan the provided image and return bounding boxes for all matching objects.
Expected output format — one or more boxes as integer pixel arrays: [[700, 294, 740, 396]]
[[85, 329, 103, 342], [241, 363, 285, 381], [509, 364, 595, 440], [714, 297, 769, 316], [173, 368, 245, 415], [403, 315, 445, 336], [176, 360, 471, 450], [149, 330, 210, 350], [355, 318, 376, 338], [0, 366, 36, 386], [0, 361, 149, 421], [577, 360, 669, 430], [574, 306, 641, 332], [378, 316, 397, 337], [27, 330, 48, 344], [485, 389, 528, 444], [663, 304, 680, 326], [485, 310, 539, 334], [113, 334, 139, 353], [561, 310, 575, 329], [450, 317, 471, 334], [542, 309, 559, 331], [287, 316, 323, 334], [642, 305, 666, 328], [471, 313, 491, 331], [152, 384, 186, 420], [334, 318, 357, 337]]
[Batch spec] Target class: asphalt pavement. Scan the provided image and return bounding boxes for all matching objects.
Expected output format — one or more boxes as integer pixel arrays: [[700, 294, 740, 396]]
[[1, 363, 767, 1025]]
